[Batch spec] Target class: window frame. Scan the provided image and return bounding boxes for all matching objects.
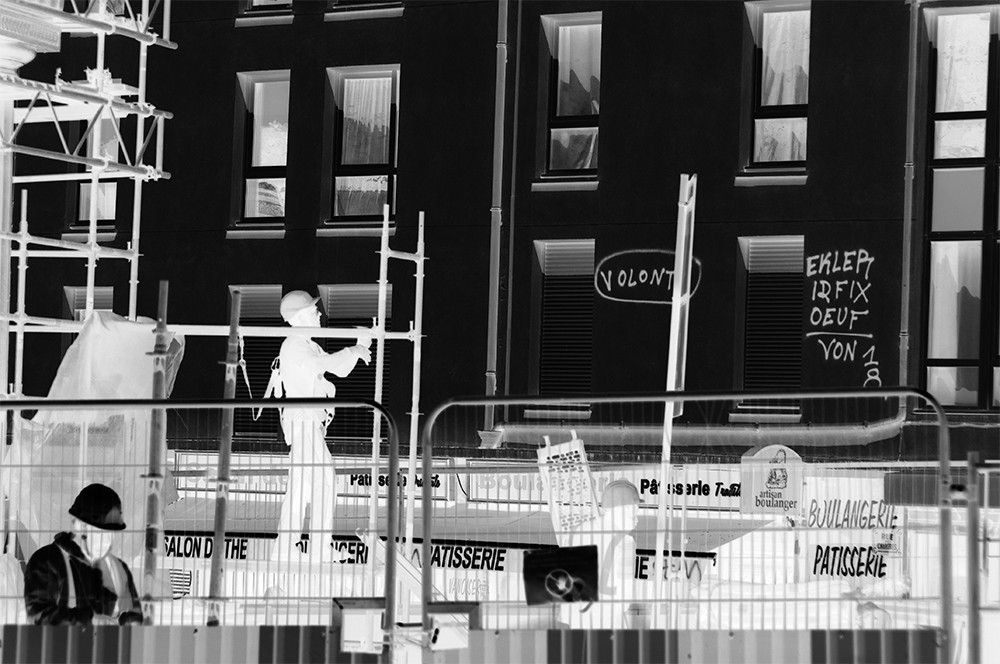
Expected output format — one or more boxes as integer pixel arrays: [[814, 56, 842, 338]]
[[325, 65, 400, 227], [922, 5, 1000, 410], [241, 0, 293, 14], [233, 70, 291, 230], [742, 0, 812, 173], [538, 12, 602, 179]]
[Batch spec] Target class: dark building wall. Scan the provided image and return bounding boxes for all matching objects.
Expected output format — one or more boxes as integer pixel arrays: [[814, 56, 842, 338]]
[[505, 0, 910, 405], [11, 0, 929, 437]]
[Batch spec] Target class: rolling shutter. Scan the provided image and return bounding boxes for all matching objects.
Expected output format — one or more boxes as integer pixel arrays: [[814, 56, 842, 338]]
[[535, 240, 595, 396], [740, 236, 804, 400]]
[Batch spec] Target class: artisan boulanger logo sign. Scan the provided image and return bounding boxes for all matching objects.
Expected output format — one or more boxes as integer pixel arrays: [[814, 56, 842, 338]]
[[594, 249, 702, 304], [740, 444, 803, 515]]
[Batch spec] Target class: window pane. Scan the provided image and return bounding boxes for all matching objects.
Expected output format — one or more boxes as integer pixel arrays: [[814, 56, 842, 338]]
[[928, 241, 981, 358], [927, 367, 979, 407], [754, 118, 807, 162], [936, 12, 990, 113], [994, 368, 999, 407], [334, 175, 387, 217], [760, 10, 810, 106], [931, 167, 984, 232], [88, 118, 119, 162], [341, 76, 392, 165], [244, 178, 285, 217], [78, 182, 117, 221], [251, 80, 289, 167], [549, 127, 598, 170], [934, 119, 986, 159], [556, 23, 601, 117]]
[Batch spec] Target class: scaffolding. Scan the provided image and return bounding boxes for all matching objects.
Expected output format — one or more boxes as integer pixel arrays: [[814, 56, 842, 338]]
[[0, 0, 175, 408]]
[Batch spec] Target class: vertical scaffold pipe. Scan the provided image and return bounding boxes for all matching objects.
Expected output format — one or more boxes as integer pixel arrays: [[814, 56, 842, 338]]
[[967, 452, 981, 664], [142, 280, 170, 625], [207, 289, 242, 626]]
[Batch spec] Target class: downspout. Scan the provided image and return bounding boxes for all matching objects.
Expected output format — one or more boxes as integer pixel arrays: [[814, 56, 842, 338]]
[[900, 0, 920, 392], [485, 0, 510, 430]]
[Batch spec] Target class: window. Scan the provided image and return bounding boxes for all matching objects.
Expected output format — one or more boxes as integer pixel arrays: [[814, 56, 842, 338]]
[[744, 1, 811, 167], [231, 285, 284, 442], [733, 236, 804, 420], [236, 71, 290, 224], [924, 8, 999, 409], [327, 66, 399, 223], [319, 284, 391, 441], [63, 286, 114, 321], [73, 117, 120, 230], [532, 239, 595, 395], [243, 0, 292, 12], [540, 13, 601, 175]]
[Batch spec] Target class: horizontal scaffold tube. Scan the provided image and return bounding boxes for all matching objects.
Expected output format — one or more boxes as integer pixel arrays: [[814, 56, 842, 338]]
[[0, 230, 134, 258], [0, 315, 417, 340], [0, 143, 169, 180], [0, 73, 173, 119]]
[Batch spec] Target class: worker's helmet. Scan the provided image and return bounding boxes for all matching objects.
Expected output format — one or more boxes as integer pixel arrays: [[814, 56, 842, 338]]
[[280, 290, 320, 323], [600, 479, 644, 509], [69, 483, 126, 531]]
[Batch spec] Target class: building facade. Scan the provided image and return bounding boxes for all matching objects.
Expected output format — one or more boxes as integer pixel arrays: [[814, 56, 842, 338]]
[[8, 0, 997, 452]]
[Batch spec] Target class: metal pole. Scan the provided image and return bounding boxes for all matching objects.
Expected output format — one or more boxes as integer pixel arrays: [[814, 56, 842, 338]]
[[13, 191, 27, 395], [206, 289, 241, 626], [484, 0, 510, 430], [937, 399, 953, 664], [0, 100, 13, 446], [967, 452, 980, 664], [141, 280, 169, 625], [129, 0, 150, 320], [371, 205, 391, 597], [403, 212, 425, 550]]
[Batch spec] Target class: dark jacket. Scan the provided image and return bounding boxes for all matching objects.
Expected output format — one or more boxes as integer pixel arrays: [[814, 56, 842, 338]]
[[23, 532, 142, 626]]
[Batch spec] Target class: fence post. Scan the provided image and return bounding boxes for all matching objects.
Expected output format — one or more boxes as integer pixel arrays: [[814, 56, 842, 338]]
[[967, 452, 980, 664], [207, 289, 241, 625], [142, 280, 170, 625]]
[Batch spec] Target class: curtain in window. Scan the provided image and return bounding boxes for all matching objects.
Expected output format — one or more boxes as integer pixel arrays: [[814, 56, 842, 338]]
[[928, 241, 981, 358], [335, 175, 388, 217], [341, 77, 392, 165], [252, 80, 289, 167], [935, 12, 989, 113], [557, 23, 601, 116], [760, 10, 810, 106], [550, 127, 599, 170]]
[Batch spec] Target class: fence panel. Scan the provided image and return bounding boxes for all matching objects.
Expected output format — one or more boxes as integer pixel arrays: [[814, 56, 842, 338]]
[[420, 390, 954, 661], [1, 397, 399, 633]]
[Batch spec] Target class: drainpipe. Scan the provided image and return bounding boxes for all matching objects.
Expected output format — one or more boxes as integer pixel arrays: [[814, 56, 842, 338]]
[[485, 0, 510, 430], [900, 0, 920, 391]]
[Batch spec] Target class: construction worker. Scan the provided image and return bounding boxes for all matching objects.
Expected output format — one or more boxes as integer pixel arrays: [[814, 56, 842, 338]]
[[559, 479, 644, 629], [23, 484, 142, 626], [271, 290, 371, 562]]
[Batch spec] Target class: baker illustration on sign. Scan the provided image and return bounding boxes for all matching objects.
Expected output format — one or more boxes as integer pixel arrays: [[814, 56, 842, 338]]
[[269, 290, 372, 562]]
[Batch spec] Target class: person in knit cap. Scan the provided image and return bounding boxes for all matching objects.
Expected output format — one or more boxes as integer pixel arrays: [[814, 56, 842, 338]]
[[23, 484, 142, 625]]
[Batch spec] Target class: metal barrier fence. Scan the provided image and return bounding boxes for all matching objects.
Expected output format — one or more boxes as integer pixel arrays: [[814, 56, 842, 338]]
[[0, 397, 401, 639], [420, 389, 956, 662]]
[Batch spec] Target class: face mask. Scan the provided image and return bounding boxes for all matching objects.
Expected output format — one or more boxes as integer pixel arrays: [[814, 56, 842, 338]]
[[82, 529, 114, 561]]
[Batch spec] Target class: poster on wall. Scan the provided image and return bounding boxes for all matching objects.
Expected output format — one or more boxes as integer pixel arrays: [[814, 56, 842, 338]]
[[740, 444, 803, 516]]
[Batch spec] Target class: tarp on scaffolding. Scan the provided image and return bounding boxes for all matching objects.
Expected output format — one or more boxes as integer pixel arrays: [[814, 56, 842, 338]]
[[1, 311, 184, 566]]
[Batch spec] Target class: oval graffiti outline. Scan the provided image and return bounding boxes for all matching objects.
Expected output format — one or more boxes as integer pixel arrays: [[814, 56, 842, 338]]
[[593, 249, 702, 305]]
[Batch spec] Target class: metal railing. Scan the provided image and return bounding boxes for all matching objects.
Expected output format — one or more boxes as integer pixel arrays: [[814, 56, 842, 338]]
[[0, 397, 401, 639], [420, 388, 954, 662]]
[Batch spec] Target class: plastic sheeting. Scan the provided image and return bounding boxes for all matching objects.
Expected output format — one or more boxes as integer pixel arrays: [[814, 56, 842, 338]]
[[1, 311, 184, 570]]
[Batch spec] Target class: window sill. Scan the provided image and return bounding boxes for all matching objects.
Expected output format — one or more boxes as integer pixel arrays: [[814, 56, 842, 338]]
[[62, 230, 117, 243], [317, 221, 396, 238], [734, 169, 808, 187], [235, 14, 294, 27], [227, 226, 286, 240], [324, 5, 403, 21], [531, 179, 599, 193]]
